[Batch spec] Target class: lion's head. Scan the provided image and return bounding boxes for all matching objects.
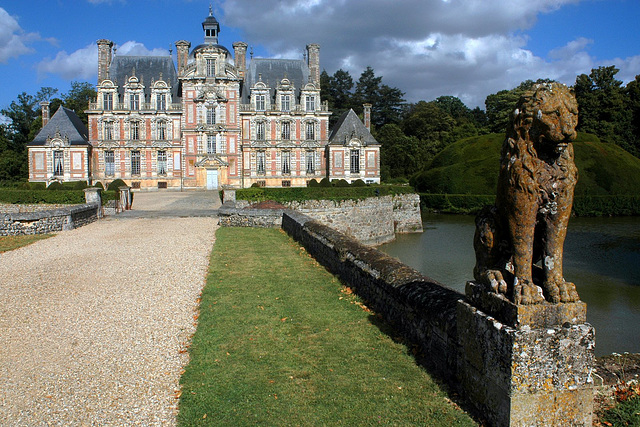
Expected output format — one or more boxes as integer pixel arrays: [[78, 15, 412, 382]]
[[509, 83, 578, 157]]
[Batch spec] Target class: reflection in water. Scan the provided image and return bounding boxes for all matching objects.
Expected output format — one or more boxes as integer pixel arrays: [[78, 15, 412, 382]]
[[379, 214, 640, 356]]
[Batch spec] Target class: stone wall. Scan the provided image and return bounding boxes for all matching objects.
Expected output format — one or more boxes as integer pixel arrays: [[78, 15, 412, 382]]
[[228, 193, 423, 245], [218, 202, 283, 228], [0, 203, 101, 236], [281, 210, 461, 378], [0, 204, 70, 214]]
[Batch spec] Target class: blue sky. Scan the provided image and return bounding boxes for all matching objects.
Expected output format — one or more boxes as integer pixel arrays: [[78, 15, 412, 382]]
[[1, 0, 639, 111]]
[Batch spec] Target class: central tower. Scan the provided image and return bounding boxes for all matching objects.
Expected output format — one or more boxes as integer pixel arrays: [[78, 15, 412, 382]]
[[203, 5, 220, 44]]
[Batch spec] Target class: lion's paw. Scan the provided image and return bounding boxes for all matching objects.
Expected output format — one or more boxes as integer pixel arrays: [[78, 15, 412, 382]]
[[482, 270, 508, 295], [513, 277, 545, 305], [557, 280, 580, 303]]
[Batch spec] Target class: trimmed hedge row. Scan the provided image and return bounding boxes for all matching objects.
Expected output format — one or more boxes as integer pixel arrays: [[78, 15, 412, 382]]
[[0, 189, 118, 206], [236, 185, 414, 203], [420, 193, 640, 216]]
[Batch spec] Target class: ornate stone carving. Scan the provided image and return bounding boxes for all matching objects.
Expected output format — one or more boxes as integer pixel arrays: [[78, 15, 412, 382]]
[[473, 82, 580, 305]]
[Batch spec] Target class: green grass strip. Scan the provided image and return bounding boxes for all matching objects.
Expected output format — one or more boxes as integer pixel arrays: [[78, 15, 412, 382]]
[[0, 234, 54, 253], [178, 227, 475, 426]]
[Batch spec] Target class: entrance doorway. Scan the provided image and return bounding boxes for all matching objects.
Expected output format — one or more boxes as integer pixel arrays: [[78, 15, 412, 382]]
[[206, 169, 219, 190]]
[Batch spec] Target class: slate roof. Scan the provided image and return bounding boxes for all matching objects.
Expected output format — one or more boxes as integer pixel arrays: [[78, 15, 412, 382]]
[[241, 58, 311, 103], [28, 107, 90, 147], [328, 109, 378, 146], [108, 55, 179, 100]]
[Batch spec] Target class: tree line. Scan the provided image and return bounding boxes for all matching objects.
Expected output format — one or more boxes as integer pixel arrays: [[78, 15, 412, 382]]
[[1, 66, 639, 183], [321, 65, 640, 181]]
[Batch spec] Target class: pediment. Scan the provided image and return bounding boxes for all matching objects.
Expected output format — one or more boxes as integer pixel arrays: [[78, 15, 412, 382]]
[[194, 154, 229, 167]]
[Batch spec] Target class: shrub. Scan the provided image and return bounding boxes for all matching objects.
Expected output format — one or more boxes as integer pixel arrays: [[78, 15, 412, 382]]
[[307, 179, 319, 187], [251, 182, 261, 188], [235, 185, 414, 204], [352, 179, 366, 187], [93, 181, 104, 189], [47, 181, 64, 191], [73, 181, 88, 190], [0, 189, 85, 204], [333, 179, 350, 187], [107, 179, 127, 191], [319, 177, 332, 187]]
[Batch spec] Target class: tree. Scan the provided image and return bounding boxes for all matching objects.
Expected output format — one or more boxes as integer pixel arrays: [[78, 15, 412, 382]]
[[626, 74, 640, 155], [574, 66, 635, 155], [376, 123, 426, 180], [62, 81, 96, 126], [354, 66, 405, 127], [485, 79, 553, 134], [322, 69, 355, 126]]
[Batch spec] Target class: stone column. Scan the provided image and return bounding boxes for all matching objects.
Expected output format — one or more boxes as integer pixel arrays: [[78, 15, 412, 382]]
[[457, 282, 595, 427], [84, 187, 103, 218]]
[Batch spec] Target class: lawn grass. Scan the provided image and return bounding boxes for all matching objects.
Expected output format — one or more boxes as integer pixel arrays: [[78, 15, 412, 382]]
[[178, 227, 475, 426], [0, 234, 54, 253]]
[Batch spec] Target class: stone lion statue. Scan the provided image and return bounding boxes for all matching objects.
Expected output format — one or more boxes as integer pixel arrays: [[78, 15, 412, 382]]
[[473, 82, 581, 305]]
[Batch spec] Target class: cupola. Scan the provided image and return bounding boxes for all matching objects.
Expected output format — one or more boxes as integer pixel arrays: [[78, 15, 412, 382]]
[[202, 5, 220, 45]]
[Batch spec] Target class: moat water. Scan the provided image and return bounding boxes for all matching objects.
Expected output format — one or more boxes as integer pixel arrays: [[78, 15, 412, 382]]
[[379, 214, 640, 357]]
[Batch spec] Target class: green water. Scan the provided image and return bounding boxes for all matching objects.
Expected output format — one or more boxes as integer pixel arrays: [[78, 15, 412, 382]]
[[379, 214, 640, 356]]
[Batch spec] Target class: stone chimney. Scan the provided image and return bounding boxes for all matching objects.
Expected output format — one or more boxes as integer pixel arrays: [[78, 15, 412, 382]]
[[363, 103, 372, 132], [40, 102, 50, 127], [233, 42, 248, 78], [306, 44, 320, 85], [175, 40, 191, 75], [97, 39, 114, 84]]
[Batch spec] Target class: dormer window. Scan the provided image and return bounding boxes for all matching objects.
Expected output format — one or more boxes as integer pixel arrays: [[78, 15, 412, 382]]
[[157, 94, 166, 110], [206, 58, 216, 77], [305, 96, 315, 112], [103, 93, 113, 110], [130, 93, 139, 110], [281, 95, 290, 112], [256, 94, 266, 112]]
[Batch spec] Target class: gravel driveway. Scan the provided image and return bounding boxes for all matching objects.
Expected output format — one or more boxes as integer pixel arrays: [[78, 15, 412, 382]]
[[0, 191, 220, 425]]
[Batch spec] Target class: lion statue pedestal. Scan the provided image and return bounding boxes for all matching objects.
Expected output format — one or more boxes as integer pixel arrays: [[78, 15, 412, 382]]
[[456, 83, 595, 427]]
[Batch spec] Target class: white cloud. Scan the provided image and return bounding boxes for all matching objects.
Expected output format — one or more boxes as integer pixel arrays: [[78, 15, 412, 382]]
[[36, 41, 170, 81], [215, 0, 640, 108], [37, 43, 98, 80], [0, 7, 41, 63], [116, 41, 170, 57]]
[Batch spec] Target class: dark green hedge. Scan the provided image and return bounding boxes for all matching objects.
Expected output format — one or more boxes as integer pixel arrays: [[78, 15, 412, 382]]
[[236, 185, 414, 203], [420, 193, 640, 216], [0, 189, 86, 204]]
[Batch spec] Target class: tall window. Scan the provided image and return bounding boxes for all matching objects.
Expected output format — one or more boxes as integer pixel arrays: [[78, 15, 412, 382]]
[[256, 151, 266, 174], [305, 122, 315, 140], [281, 95, 290, 112], [130, 121, 139, 140], [207, 107, 216, 125], [256, 121, 266, 140], [105, 151, 115, 176], [130, 93, 139, 110], [157, 151, 167, 175], [103, 93, 113, 110], [157, 121, 167, 140], [53, 151, 64, 176], [157, 94, 166, 110], [131, 150, 141, 175], [306, 151, 315, 174], [350, 149, 360, 174], [206, 58, 216, 77], [104, 121, 114, 140], [305, 95, 315, 112], [281, 151, 291, 175], [281, 121, 291, 140], [207, 135, 216, 154], [256, 94, 266, 111]]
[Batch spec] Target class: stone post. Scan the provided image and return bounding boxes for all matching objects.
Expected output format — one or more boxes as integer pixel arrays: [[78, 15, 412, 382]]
[[457, 282, 595, 427], [84, 187, 103, 218], [118, 186, 131, 211]]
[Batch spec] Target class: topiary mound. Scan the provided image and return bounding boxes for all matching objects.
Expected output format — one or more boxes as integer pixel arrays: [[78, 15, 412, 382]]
[[107, 179, 127, 191]]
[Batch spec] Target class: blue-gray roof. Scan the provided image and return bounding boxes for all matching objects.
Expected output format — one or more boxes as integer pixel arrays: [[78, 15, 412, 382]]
[[329, 109, 378, 146], [109, 55, 180, 100], [28, 107, 90, 147], [241, 58, 310, 103]]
